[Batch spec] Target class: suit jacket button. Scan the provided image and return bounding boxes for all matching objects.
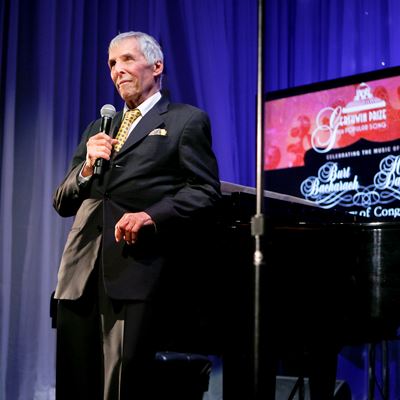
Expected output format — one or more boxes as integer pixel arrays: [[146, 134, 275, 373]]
[[104, 192, 111, 199]]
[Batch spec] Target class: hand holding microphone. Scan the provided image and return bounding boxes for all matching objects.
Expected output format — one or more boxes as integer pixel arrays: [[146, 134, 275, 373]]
[[92, 104, 116, 176]]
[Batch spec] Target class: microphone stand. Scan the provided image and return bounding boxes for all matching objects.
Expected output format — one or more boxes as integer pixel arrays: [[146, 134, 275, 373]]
[[251, 0, 275, 398]]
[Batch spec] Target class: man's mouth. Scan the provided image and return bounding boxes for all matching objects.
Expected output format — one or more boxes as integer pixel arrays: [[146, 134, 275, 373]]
[[118, 80, 131, 88]]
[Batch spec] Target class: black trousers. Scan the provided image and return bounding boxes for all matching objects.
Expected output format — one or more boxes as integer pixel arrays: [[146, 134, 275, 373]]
[[55, 266, 159, 400]]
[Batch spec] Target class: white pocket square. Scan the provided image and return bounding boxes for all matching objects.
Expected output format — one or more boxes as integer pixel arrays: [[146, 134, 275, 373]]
[[148, 128, 167, 136]]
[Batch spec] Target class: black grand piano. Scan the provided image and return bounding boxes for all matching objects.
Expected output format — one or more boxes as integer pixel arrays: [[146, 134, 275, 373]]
[[213, 181, 400, 400], [151, 180, 400, 399]]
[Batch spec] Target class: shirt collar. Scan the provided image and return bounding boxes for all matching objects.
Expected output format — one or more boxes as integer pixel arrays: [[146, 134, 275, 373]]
[[123, 91, 162, 117]]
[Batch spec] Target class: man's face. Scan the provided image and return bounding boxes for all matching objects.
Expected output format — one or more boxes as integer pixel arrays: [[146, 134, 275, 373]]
[[108, 37, 163, 108]]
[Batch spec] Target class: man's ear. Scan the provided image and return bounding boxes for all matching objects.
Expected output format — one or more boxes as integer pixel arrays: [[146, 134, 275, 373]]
[[153, 60, 164, 77]]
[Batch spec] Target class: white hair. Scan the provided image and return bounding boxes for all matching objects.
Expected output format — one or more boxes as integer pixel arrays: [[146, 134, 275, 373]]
[[109, 31, 164, 65]]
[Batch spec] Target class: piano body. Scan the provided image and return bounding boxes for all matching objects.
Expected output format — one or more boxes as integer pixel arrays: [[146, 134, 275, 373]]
[[216, 181, 400, 399]]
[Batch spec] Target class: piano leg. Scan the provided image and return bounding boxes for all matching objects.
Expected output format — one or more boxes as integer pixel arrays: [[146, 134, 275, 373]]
[[274, 340, 340, 400], [307, 343, 339, 400], [368, 340, 390, 400]]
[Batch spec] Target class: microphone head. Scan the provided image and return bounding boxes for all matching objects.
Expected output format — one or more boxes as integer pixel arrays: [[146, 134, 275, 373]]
[[100, 104, 116, 119]]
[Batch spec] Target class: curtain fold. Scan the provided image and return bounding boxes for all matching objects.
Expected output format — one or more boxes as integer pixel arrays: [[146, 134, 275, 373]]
[[1, 0, 19, 397], [1, 0, 400, 399]]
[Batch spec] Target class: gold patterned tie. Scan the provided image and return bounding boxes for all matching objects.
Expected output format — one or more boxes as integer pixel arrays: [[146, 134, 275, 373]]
[[114, 109, 141, 152]]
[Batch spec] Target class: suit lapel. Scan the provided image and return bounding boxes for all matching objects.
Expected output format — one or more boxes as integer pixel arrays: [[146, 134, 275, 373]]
[[113, 97, 169, 158], [110, 112, 123, 139]]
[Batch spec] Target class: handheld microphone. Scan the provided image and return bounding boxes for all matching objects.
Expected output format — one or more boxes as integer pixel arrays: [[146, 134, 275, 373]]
[[93, 104, 116, 175]]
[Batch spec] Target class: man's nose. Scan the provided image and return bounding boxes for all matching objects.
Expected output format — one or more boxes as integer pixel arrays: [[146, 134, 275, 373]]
[[114, 62, 126, 74]]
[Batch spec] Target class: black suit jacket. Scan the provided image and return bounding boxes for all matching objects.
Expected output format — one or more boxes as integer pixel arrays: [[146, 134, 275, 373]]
[[53, 95, 221, 302]]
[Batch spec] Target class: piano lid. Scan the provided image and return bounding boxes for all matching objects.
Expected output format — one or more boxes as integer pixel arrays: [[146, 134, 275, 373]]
[[219, 180, 359, 224], [220, 180, 319, 207]]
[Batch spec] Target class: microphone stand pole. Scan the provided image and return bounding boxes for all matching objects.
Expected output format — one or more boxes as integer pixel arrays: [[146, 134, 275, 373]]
[[251, 0, 274, 398]]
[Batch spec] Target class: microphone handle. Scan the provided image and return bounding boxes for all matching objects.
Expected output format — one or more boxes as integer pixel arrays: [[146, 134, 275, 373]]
[[93, 116, 113, 176]]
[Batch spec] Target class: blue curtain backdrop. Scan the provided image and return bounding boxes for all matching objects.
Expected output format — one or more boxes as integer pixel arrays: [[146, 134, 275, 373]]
[[1, 0, 400, 399]]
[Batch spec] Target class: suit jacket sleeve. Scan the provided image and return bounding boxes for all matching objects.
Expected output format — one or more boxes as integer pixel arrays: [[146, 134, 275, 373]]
[[53, 119, 100, 217], [144, 108, 221, 229]]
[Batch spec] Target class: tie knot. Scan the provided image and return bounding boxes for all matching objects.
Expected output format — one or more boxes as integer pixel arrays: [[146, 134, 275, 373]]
[[125, 108, 141, 122]]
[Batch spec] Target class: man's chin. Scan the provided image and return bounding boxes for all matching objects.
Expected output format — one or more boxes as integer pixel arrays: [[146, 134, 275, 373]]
[[120, 91, 135, 103], [121, 95, 142, 108]]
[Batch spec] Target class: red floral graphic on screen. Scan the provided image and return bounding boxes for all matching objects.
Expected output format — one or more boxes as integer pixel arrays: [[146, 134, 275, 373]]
[[286, 115, 311, 167], [372, 86, 400, 140], [265, 144, 281, 170]]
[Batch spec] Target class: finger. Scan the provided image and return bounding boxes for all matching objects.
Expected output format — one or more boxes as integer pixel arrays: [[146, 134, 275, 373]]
[[88, 151, 108, 162], [115, 225, 124, 242], [89, 140, 114, 152], [88, 135, 114, 150], [96, 132, 113, 141], [123, 231, 136, 245], [96, 149, 113, 160]]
